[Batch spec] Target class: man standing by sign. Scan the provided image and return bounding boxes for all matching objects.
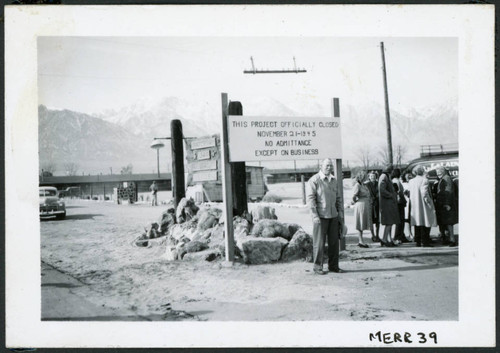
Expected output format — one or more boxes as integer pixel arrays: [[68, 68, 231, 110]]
[[307, 158, 345, 275], [150, 181, 158, 206]]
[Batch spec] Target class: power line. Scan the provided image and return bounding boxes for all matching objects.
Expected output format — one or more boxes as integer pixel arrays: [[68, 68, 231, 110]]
[[38, 72, 163, 81], [74, 37, 203, 54]]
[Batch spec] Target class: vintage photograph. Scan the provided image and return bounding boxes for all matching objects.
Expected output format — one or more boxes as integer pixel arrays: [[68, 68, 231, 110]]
[[5, 5, 495, 348], [37, 35, 459, 322]]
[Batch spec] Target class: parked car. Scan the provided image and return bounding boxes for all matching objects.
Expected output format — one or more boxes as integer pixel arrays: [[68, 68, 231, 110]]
[[39, 186, 66, 219], [403, 151, 458, 182], [403, 150, 459, 201]]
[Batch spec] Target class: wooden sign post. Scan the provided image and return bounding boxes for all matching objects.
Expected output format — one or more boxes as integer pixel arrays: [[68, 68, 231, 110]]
[[220, 93, 235, 262], [228, 101, 248, 216], [171, 119, 185, 208], [332, 97, 346, 251]]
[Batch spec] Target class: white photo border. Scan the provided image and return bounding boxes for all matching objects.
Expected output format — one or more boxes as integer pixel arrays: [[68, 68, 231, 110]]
[[5, 4, 495, 348]]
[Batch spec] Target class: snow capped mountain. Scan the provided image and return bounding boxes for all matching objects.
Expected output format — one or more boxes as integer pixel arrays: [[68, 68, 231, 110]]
[[97, 96, 218, 138], [340, 99, 458, 164], [39, 105, 163, 176], [39, 96, 458, 175], [241, 96, 301, 117]]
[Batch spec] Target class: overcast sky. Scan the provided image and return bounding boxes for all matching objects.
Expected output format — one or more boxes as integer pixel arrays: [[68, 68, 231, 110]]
[[38, 36, 457, 116]]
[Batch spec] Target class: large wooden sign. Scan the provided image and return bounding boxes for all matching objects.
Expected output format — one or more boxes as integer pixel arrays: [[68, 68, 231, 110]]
[[192, 170, 218, 183], [191, 137, 216, 150], [227, 116, 342, 162], [185, 134, 221, 184]]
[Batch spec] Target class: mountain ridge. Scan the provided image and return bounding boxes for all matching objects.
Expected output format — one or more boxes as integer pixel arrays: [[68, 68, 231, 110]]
[[38, 97, 458, 175]]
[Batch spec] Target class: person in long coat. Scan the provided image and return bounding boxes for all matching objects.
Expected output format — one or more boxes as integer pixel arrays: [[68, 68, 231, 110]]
[[391, 168, 409, 243], [435, 166, 458, 246], [365, 171, 380, 242], [378, 164, 400, 246], [408, 165, 436, 247], [352, 171, 371, 248]]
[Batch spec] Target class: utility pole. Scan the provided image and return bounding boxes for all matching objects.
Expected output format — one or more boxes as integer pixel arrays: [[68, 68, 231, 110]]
[[380, 42, 394, 165]]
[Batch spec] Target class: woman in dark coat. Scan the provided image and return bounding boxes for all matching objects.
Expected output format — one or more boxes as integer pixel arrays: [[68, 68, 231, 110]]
[[378, 165, 400, 246], [435, 166, 458, 246], [365, 171, 380, 242], [392, 168, 409, 243]]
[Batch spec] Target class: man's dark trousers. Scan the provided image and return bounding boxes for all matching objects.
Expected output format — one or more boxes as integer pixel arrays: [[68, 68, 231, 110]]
[[394, 204, 406, 240], [312, 217, 339, 271], [414, 225, 431, 245]]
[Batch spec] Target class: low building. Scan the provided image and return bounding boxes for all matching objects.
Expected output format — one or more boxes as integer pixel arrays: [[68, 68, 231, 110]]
[[39, 173, 172, 200], [264, 166, 352, 184]]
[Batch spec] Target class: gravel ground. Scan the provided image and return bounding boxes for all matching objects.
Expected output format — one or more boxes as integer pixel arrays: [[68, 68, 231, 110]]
[[41, 183, 458, 321]]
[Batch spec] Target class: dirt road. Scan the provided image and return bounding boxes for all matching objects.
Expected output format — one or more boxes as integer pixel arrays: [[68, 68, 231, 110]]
[[41, 192, 458, 321]]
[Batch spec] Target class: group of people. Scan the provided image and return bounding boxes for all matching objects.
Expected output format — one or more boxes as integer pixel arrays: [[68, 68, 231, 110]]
[[352, 164, 458, 248], [306, 158, 458, 275]]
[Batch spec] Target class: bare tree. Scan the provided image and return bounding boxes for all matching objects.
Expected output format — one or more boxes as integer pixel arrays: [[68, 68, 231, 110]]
[[394, 144, 408, 167], [63, 162, 79, 176], [378, 145, 391, 166], [356, 146, 371, 170], [120, 163, 133, 175]]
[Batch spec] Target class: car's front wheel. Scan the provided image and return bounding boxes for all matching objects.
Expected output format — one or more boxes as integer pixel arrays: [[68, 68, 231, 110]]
[[56, 212, 66, 220]]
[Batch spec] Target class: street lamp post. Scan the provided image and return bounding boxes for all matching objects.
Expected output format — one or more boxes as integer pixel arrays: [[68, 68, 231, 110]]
[[150, 140, 165, 178], [151, 132, 193, 207]]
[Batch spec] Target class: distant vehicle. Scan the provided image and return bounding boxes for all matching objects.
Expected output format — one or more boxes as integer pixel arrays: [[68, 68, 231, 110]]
[[58, 186, 81, 198], [404, 152, 458, 181], [403, 145, 458, 198], [39, 186, 66, 219]]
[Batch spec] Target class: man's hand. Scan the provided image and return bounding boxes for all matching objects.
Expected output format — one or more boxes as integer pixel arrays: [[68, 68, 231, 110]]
[[338, 220, 344, 239], [444, 205, 451, 211], [313, 216, 321, 224]]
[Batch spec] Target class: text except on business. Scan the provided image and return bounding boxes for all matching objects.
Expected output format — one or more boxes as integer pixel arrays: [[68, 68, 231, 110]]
[[255, 149, 319, 157]]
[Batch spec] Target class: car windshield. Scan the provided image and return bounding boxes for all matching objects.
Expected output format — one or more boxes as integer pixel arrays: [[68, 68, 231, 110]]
[[40, 189, 57, 197]]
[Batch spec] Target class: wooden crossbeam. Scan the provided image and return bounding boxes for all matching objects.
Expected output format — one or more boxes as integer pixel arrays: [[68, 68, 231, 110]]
[[243, 56, 307, 74], [243, 69, 307, 74]]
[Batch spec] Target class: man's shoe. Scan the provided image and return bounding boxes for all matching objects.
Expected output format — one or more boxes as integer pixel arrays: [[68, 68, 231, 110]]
[[422, 243, 433, 247], [449, 242, 458, 247], [313, 269, 327, 275], [415, 243, 422, 247], [329, 268, 345, 273]]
